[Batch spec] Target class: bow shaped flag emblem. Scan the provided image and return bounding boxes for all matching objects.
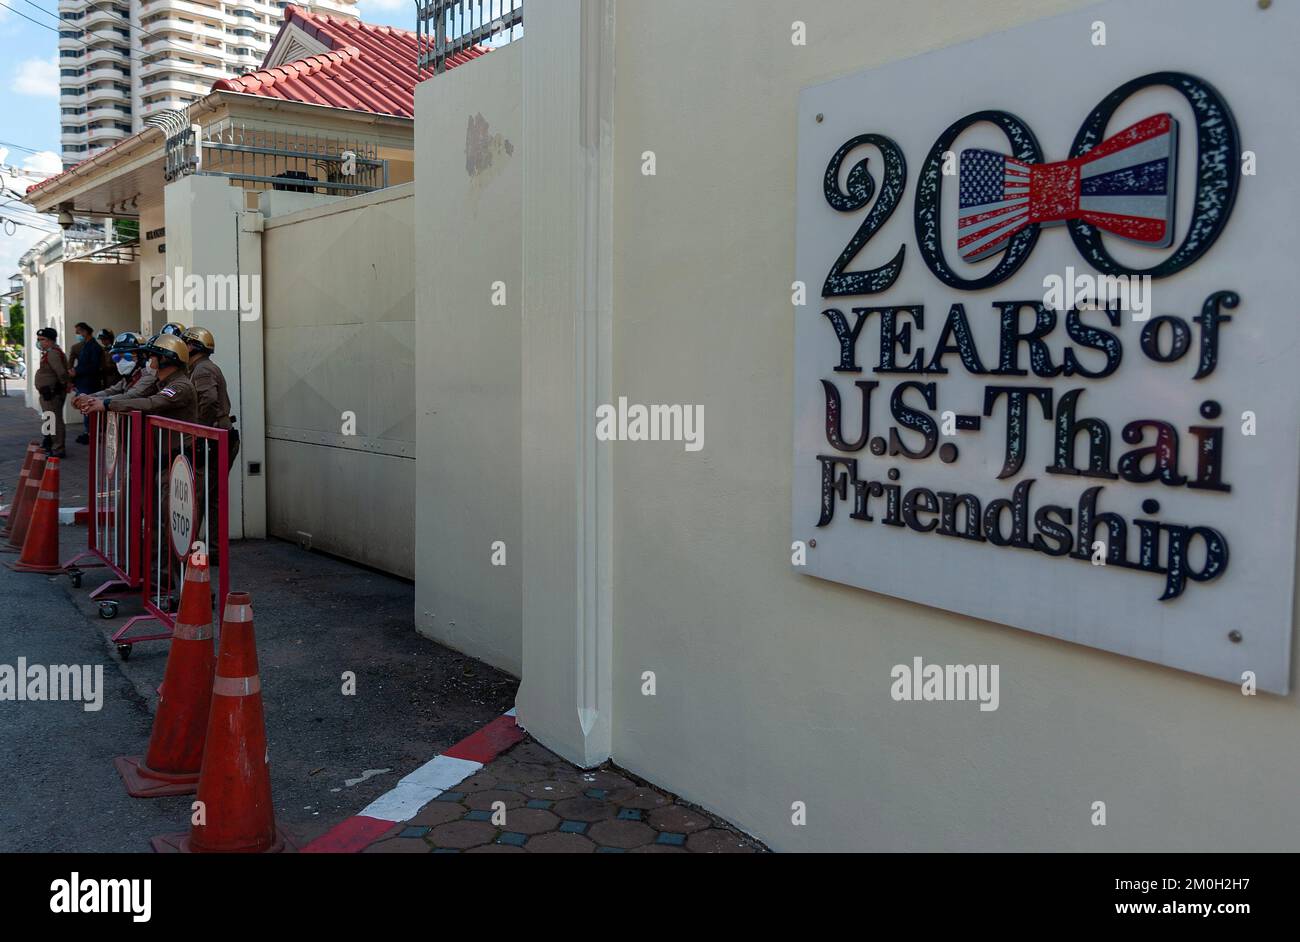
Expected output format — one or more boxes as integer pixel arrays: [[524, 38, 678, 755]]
[[958, 113, 1178, 262]]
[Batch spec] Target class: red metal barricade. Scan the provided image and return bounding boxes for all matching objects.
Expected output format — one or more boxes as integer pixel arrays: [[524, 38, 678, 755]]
[[64, 411, 145, 599], [112, 416, 229, 656]]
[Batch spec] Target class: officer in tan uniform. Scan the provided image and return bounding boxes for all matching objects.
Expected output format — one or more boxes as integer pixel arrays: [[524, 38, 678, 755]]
[[83, 334, 197, 423], [181, 327, 239, 468], [182, 327, 238, 559], [34, 327, 70, 457]]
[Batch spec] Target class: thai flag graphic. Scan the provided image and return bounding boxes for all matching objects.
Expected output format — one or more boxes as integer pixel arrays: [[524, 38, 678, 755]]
[[958, 113, 1178, 263]]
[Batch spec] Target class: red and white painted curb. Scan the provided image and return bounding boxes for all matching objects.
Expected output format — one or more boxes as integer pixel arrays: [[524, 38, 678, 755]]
[[302, 708, 526, 853]]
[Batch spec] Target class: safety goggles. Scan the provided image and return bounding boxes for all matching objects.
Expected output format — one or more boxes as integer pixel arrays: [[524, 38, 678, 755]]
[[110, 351, 137, 363]]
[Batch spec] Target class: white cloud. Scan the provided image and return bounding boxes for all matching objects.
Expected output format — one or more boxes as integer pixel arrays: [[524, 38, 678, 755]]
[[357, 0, 407, 11], [21, 151, 62, 175], [11, 58, 59, 98]]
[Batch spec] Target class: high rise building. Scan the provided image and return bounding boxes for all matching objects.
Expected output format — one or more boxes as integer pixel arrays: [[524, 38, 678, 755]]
[[56, 0, 360, 167]]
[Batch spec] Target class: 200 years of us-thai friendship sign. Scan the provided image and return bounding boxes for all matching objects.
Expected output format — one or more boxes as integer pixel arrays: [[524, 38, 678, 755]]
[[793, 0, 1299, 692]]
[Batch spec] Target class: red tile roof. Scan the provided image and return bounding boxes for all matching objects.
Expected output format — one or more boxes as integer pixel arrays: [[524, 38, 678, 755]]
[[27, 6, 481, 196], [212, 4, 488, 119]]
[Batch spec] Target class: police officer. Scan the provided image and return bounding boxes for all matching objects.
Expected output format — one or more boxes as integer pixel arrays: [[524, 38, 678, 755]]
[[181, 327, 239, 468], [75, 332, 157, 407], [83, 334, 197, 423], [182, 326, 239, 561], [70, 322, 103, 444], [97, 329, 115, 389], [33, 327, 70, 457]]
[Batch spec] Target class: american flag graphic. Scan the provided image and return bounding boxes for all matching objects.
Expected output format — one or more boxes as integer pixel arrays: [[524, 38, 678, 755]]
[[958, 113, 1178, 263]]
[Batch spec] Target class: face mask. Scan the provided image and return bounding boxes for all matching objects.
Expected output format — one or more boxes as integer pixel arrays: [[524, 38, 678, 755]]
[[143, 362, 157, 376], [116, 358, 135, 376]]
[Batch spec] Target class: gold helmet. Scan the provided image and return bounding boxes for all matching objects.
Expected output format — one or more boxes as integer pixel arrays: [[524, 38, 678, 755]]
[[144, 333, 190, 368], [161, 321, 187, 337], [182, 326, 215, 355]]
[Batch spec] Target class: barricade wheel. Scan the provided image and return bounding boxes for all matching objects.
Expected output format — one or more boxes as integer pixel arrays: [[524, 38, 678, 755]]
[[116, 643, 132, 661], [69, 569, 83, 588], [99, 600, 119, 619]]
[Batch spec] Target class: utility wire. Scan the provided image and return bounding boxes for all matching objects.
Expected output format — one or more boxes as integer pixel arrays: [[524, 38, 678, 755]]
[[0, 140, 44, 155]]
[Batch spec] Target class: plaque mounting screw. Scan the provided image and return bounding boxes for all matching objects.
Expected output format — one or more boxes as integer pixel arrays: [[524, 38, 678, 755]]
[[815, 113, 824, 123], [808, 539, 817, 548], [1258, 0, 1271, 9], [1228, 630, 1243, 643]]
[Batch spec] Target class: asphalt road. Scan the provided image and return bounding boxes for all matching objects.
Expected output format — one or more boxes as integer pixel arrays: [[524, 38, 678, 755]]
[[0, 382, 519, 851]]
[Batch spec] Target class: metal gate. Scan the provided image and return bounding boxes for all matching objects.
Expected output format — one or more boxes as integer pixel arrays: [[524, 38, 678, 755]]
[[64, 410, 144, 598], [112, 416, 230, 656]]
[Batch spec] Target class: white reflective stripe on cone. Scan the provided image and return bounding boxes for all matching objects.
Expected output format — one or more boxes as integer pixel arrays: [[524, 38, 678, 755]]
[[212, 674, 260, 697], [172, 621, 213, 641]]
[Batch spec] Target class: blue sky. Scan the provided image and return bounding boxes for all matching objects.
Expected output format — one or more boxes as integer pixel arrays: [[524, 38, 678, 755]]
[[0, 0, 413, 277]]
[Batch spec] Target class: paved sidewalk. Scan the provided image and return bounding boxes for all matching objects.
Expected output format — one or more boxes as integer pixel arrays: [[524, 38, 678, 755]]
[[363, 737, 767, 854], [0, 388, 520, 851], [2, 386, 764, 853]]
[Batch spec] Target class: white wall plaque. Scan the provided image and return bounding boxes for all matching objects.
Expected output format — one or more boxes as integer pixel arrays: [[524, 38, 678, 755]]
[[793, 0, 1298, 692]]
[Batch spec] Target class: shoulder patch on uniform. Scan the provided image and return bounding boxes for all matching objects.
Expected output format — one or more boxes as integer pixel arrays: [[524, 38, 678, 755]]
[[162, 387, 177, 398]]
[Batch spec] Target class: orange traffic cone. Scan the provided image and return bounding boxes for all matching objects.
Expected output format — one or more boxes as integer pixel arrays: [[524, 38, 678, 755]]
[[2, 452, 45, 553], [152, 592, 292, 853], [6, 458, 63, 574], [1, 444, 38, 534], [115, 551, 215, 797]]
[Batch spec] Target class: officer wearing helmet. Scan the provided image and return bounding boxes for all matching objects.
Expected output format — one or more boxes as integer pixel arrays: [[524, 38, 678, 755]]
[[82, 334, 198, 423], [75, 332, 157, 408], [182, 327, 239, 468], [160, 322, 187, 338]]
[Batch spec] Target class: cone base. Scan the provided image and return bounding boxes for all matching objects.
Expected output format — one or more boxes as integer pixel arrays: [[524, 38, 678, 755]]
[[150, 827, 295, 854], [5, 559, 64, 573], [114, 755, 199, 798]]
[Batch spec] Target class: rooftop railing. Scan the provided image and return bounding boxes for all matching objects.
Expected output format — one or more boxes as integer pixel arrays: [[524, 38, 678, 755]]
[[164, 118, 388, 196], [416, 0, 522, 77]]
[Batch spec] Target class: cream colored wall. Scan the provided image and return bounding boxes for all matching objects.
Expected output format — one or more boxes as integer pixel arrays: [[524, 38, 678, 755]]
[[64, 261, 140, 339], [605, 0, 1300, 851], [261, 183, 416, 578], [164, 174, 268, 540], [138, 202, 166, 336], [61, 261, 140, 425], [413, 43, 524, 676]]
